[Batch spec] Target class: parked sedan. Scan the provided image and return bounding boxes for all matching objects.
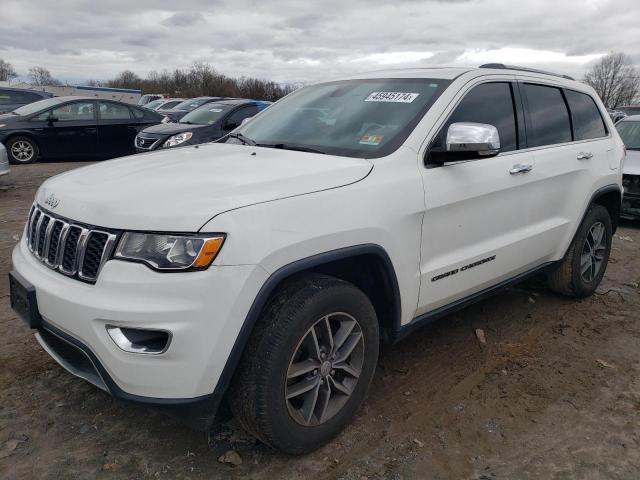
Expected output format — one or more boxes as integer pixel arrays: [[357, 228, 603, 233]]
[[617, 115, 640, 218], [0, 143, 9, 176], [0, 97, 163, 164], [135, 99, 270, 152], [143, 98, 186, 112], [160, 96, 231, 122], [0, 87, 52, 114]]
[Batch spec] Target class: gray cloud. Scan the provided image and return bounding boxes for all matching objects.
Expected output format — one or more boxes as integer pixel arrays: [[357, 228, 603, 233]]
[[1, 0, 639, 84]]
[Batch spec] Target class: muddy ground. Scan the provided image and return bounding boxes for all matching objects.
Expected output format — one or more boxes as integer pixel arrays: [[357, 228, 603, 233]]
[[1, 161, 639, 480]]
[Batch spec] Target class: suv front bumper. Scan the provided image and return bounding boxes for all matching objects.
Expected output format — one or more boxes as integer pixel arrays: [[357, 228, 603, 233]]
[[11, 238, 268, 423]]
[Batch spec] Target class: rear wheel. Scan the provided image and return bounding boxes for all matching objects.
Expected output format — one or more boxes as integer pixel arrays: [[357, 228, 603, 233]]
[[229, 273, 379, 454], [548, 204, 612, 297], [7, 136, 39, 164]]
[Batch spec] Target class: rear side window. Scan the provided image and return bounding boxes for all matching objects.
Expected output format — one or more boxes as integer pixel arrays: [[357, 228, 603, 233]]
[[130, 107, 146, 119], [565, 90, 607, 140], [523, 84, 572, 147], [99, 102, 132, 120], [433, 82, 518, 153]]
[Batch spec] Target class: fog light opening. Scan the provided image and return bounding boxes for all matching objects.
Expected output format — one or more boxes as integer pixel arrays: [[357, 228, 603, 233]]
[[106, 326, 171, 354]]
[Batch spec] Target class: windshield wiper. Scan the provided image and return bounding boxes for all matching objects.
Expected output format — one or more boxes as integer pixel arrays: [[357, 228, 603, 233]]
[[226, 132, 256, 146], [258, 143, 328, 155]]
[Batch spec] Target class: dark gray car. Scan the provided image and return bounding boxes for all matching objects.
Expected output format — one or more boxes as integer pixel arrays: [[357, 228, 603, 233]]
[[0, 143, 9, 176], [0, 87, 52, 114]]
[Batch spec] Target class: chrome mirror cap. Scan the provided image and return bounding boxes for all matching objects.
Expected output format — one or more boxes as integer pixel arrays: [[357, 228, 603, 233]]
[[446, 122, 500, 156]]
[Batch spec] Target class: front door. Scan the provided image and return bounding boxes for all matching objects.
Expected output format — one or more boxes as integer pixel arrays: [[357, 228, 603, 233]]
[[417, 80, 551, 315], [40, 101, 98, 159], [97, 101, 138, 157]]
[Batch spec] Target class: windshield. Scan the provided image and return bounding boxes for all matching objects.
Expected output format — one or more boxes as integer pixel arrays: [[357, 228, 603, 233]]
[[180, 103, 233, 125], [145, 99, 165, 110], [617, 120, 640, 149], [13, 97, 68, 116], [173, 98, 214, 112], [226, 78, 450, 158]]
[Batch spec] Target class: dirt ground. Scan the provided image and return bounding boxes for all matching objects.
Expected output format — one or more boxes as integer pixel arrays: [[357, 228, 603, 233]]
[[1, 161, 640, 480]]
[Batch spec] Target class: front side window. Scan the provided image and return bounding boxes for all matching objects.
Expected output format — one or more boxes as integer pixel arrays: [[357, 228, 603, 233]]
[[565, 90, 607, 140], [617, 120, 640, 149], [99, 102, 132, 120], [523, 84, 572, 147], [431, 82, 518, 155], [224, 105, 259, 129], [51, 102, 95, 121], [226, 78, 450, 158]]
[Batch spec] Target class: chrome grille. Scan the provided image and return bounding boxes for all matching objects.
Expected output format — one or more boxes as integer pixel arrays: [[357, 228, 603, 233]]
[[135, 135, 160, 150], [26, 205, 118, 283]]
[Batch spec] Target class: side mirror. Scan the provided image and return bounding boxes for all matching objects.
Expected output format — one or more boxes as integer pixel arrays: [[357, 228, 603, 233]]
[[444, 122, 500, 160], [47, 115, 59, 125]]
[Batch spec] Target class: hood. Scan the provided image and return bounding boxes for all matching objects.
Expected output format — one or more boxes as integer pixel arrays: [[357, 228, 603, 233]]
[[141, 122, 209, 135], [36, 143, 373, 231], [624, 149, 640, 175]]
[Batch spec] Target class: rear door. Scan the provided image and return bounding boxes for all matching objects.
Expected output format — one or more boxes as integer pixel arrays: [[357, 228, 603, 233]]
[[97, 101, 139, 157], [518, 80, 611, 257], [39, 100, 98, 158]]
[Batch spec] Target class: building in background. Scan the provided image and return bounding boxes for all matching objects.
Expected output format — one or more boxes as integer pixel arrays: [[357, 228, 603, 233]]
[[0, 81, 141, 104]]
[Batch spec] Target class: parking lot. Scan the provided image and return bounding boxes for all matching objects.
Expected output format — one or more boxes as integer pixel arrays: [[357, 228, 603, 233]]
[[0, 161, 638, 479]]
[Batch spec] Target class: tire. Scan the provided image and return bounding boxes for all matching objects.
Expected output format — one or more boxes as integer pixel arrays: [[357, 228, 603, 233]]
[[229, 273, 379, 454], [548, 204, 612, 297], [6, 136, 39, 164]]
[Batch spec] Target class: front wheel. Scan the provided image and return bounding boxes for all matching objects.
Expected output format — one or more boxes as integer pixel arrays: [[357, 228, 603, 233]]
[[229, 273, 379, 454], [6, 137, 39, 164], [548, 204, 612, 297]]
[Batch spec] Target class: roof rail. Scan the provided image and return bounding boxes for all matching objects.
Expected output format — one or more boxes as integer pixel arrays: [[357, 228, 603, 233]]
[[479, 63, 575, 81]]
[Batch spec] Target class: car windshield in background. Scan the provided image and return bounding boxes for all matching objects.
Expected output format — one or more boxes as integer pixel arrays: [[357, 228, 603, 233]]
[[180, 103, 233, 125], [173, 98, 213, 112], [12, 97, 67, 116], [145, 99, 165, 110], [617, 120, 640, 149], [227, 78, 450, 158]]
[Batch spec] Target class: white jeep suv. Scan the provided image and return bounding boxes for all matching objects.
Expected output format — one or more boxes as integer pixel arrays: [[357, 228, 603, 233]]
[[10, 64, 624, 454]]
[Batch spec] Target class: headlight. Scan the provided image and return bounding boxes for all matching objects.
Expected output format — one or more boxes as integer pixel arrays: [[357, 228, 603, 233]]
[[163, 132, 192, 147], [114, 232, 225, 271]]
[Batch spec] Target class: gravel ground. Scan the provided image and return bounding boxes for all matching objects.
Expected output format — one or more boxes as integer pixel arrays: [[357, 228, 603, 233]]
[[1, 161, 639, 480]]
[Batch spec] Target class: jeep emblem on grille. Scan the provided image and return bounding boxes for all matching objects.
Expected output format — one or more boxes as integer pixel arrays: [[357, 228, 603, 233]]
[[44, 193, 60, 209]]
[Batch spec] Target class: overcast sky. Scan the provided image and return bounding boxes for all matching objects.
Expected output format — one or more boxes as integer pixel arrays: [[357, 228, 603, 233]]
[[1, 0, 639, 85]]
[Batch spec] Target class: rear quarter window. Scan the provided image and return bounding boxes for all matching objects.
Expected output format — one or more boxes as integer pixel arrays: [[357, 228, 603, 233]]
[[565, 90, 607, 140]]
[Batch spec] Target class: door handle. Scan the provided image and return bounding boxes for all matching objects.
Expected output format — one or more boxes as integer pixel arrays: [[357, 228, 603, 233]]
[[577, 152, 593, 160], [509, 164, 533, 175], [85, 127, 97, 133], [127, 126, 138, 131]]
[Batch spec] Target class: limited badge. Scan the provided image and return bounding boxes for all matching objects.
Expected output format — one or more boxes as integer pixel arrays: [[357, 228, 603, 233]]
[[359, 134, 384, 146]]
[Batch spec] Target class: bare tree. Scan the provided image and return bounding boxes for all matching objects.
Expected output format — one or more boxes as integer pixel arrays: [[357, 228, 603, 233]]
[[28, 66, 61, 86], [108, 70, 142, 89], [583, 52, 640, 109], [0, 59, 17, 82]]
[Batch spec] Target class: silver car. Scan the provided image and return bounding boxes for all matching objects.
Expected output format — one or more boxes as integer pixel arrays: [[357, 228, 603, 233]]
[[0, 143, 9, 177], [616, 115, 640, 218]]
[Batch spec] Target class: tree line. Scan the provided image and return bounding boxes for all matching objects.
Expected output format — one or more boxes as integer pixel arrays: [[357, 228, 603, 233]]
[[0, 59, 297, 101], [90, 62, 298, 101]]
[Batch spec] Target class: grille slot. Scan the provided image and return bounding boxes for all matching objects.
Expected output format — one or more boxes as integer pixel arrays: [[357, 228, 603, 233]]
[[26, 205, 117, 284]]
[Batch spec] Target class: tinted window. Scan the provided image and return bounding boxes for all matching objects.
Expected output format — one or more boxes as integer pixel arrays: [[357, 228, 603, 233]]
[[0, 89, 42, 104], [99, 102, 132, 120], [523, 84, 572, 147], [51, 102, 95, 121], [433, 82, 518, 153], [131, 107, 145, 119], [13, 97, 67, 116], [225, 105, 259, 128], [565, 90, 607, 140]]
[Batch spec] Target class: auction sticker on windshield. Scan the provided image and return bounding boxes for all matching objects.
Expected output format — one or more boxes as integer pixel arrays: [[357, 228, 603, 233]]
[[365, 92, 420, 103], [359, 134, 384, 146]]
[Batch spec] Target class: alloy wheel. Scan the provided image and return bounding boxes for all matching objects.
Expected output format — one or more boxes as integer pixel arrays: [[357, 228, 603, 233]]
[[580, 221, 606, 283], [11, 141, 34, 162], [285, 312, 364, 426]]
